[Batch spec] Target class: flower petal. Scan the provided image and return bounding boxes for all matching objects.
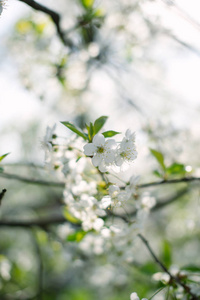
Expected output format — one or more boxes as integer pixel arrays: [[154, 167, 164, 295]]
[[93, 134, 105, 147], [92, 153, 102, 167], [105, 139, 117, 149], [104, 150, 115, 164], [83, 143, 96, 156]]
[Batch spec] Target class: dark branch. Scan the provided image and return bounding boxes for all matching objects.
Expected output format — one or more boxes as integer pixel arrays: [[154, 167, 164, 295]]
[[0, 215, 75, 228], [138, 177, 200, 189], [0, 172, 65, 188], [138, 234, 198, 300], [18, 0, 73, 47], [1, 171, 200, 189]]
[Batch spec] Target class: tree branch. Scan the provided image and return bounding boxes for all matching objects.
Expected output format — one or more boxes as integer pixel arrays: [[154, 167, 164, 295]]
[[0, 215, 75, 228], [0, 172, 65, 188], [18, 0, 73, 47], [1, 171, 200, 189], [138, 176, 200, 188], [138, 234, 198, 300]]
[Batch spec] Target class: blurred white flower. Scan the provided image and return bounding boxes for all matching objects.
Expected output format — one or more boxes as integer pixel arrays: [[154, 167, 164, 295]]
[[101, 185, 129, 207], [130, 292, 148, 300], [125, 175, 140, 198], [42, 124, 56, 152], [115, 129, 137, 170], [83, 133, 116, 172]]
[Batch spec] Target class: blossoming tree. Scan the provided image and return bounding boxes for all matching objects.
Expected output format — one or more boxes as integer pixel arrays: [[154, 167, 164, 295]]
[[0, 1, 200, 300]]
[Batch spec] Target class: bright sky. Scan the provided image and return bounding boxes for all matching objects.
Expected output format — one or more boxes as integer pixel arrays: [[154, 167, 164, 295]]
[[0, 0, 200, 161]]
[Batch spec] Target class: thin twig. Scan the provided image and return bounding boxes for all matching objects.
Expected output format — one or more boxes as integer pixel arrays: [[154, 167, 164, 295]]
[[138, 177, 200, 188], [1, 171, 200, 189], [18, 0, 73, 47], [0, 172, 65, 188], [138, 233, 198, 300]]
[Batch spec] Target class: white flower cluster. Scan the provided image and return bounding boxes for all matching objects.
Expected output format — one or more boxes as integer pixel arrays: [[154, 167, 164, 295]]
[[83, 130, 137, 172], [153, 267, 200, 299]]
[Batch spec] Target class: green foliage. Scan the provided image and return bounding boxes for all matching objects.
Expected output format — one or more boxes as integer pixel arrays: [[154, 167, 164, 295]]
[[15, 19, 46, 36], [80, 0, 94, 9], [67, 230, 87, 242], [150, 149, 190, 179], [93, 116, 108, 134], [139, 261, 159, 275], [160, 240, 172, 268], [61, 117, 120, 142], [102, 130, 120, 138], [86, 122, 94, 142], [0, 153, 9, 162], [166, 163, 187, 176], [61, 121, 88, 140], [150, 148, 166, 171], [181, 265, 200, 272], [63, 208, 81, 224]]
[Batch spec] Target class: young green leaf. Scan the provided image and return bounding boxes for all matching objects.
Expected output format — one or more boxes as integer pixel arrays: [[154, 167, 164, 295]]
[[80, 0, 94, 9], [93, 116, 108, 134], [161, 240, 172, 268], [150, 148, 166, 171], [61, 121, 88, 141], [102, 130, 120, 138], [67, 230, 87, 242], [86, 122, 94, 142], [0, 153, 10, 163], [153, 170, 162, 178], [63, 208, 81, 224], [166, 163, 186, 176]]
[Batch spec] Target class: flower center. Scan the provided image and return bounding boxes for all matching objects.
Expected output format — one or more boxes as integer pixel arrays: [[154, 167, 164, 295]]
[[97, 146, 105, 153]]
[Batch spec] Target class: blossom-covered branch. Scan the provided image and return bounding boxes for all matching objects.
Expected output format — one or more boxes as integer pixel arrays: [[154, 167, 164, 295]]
[[138, 234, 199, 300]]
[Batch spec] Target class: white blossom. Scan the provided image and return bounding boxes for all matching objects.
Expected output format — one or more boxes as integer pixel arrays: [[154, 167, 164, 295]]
[[130, 292, 148, 300], [125, 175, 140, 199], [83, 133, 116, 172], [101, 185, 129, 207], [42, 124, 56, 152], [115, 129, 137, 170]]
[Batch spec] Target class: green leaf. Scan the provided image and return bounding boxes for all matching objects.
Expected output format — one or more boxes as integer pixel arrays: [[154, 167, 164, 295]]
[[161, 240, 172, 268], [102, 130, 120, 138], [166, 163, 186, 176], [80, 0, 94, 9], [0, 153, 10, 163], [93, 116, 108, 134], [150, 149, 166, 171], [139, 261, 159, 275], [86, 122, 94, 142], [153, 170, 162, 178], [61, 122, 88, 141], [181, 265, 200, 272], [63, 208, 80, 224], [67, 230, 87, 242]]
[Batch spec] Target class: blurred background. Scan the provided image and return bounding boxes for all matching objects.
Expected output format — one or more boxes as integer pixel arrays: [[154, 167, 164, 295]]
[[0, 0, 200, 299]]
